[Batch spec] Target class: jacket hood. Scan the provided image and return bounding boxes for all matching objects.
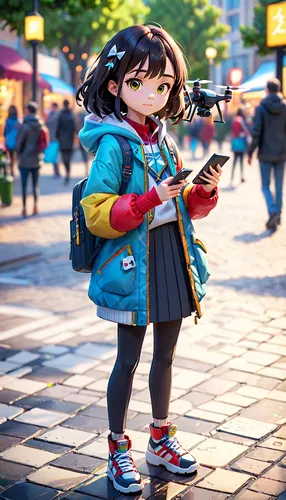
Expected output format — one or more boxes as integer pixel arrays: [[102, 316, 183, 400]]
[[24, 114, 43, 130], [79, 112, 167, 154], [261, 94, 286, 115]]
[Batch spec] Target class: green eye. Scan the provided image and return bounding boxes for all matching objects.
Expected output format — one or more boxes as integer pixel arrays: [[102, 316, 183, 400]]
[[127, 79, 142, 91], [157, 84, 170, 95]]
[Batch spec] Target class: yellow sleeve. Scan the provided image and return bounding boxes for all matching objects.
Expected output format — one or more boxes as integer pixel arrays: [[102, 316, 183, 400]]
[[182, 183, 194, 207], [80, 193, 126, 239]]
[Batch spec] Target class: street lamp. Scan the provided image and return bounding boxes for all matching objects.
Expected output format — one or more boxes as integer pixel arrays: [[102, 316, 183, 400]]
[[24, 1, 44, 102], [205, 47, 217, 82]]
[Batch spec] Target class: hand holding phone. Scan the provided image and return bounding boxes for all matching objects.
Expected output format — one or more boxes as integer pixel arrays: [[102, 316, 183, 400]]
[[168, 168, 193, 186], [192, 154, 230, 185], [156, 176, 186, 202]]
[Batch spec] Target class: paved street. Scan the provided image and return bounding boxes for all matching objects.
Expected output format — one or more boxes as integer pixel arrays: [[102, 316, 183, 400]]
[[0, 143, 285, 500]]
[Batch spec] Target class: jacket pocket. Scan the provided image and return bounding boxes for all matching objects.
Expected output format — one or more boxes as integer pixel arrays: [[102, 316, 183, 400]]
[[97, 244, 136, 296], [192, 235, 210, 284]]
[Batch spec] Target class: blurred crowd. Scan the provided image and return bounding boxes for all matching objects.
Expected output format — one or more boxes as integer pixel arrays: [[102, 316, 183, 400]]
[[2, 100, 89, 217], [176, 78, 285, 232], [1, 78, 285, 232]]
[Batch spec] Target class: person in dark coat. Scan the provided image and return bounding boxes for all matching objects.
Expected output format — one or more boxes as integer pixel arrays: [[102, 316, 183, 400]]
[[248, 78, 286, 231], [46, 102, 60, 177], [77, 111, 89, 176], [16, 102, 44, 217], [56, 99, 76, 183]]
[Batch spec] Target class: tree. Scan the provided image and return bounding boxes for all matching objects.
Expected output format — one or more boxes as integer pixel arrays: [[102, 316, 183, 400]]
[[240, 0, 283, 56], [146, 0, 230, 79], [0, 0, 149, 87]]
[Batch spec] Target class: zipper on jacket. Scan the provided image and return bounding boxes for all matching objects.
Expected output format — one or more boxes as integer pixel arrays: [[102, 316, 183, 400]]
[[97, 244, 132, 275], [193, 236, 207, 253], [141, 144, 150, 325], [75, 208, 80, 246], [160, 142, 201, 324], [175, 196, 201, 324]]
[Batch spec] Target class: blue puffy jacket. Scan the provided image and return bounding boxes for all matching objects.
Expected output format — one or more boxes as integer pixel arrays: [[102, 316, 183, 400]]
[[79, 113, 214, 326]]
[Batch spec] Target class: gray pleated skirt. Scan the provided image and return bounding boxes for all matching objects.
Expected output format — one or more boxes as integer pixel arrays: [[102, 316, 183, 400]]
[[149, 221, 195, 323]]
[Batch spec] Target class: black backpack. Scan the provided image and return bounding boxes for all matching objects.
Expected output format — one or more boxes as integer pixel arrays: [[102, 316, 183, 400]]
[[69, 134, 179, 273], [70, 135, 133, 273]]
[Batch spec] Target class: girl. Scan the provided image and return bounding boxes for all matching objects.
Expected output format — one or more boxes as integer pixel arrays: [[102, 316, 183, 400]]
[[231, 107, 249, 184], [4, 105, 20, 177], [77, 24, 222, 494]]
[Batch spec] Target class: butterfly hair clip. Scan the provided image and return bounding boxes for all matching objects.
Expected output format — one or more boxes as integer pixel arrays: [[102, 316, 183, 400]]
[[105, 45, 126, 70]]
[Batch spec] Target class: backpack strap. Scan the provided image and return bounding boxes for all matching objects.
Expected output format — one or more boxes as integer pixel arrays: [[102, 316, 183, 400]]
[[113, 134, 133, 196], [164, 134, 182, 170]]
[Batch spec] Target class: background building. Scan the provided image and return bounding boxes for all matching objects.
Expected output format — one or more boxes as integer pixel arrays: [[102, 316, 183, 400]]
[[212, 0, 262, 84], [210, 0, 286, 112]]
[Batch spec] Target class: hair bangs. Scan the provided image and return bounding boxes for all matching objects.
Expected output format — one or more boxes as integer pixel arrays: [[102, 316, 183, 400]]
[[76, 24, 188, 123]]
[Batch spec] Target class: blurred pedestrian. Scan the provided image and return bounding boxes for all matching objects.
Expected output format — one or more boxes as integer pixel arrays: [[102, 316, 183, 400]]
[[231, 108, 249, 184], [16, 102, 45, 217], [199, 117, 215, 157], [77, 111, 89, 177], [46, 102, 60, 177], [4, 105, 20, 177], [188, 118, 202, 160], [215, 119, 229, 152], [56, 100, 76, 184], [248, 78, 286, 231]]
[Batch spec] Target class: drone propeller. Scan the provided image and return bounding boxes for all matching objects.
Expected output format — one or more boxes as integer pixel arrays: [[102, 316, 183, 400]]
[[215, 85, 249, 92], [187, 79, 213, 84]]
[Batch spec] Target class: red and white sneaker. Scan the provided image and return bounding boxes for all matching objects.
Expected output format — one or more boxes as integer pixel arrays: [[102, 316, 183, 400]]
[[106, 434, 143, 493], [146, 423, 199, 474]]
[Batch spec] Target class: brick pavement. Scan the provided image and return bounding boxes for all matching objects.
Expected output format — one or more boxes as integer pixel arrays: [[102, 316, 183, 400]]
[[0, 144, 285, 499]]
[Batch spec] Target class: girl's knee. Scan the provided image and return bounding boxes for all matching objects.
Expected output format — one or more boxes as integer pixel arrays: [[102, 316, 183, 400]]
[[153, 348, 176, 368], [116, 356, 140, 376]]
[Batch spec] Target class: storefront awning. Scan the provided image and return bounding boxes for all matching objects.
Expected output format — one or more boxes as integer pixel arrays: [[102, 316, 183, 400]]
[[40, 73, 75, 95], [0, 45, 51, 90], [243, 57, 286, 92]]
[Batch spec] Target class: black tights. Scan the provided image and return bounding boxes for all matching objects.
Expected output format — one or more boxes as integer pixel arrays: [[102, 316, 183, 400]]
[[61, 149, 73, 179], [107, 318, 182, 433], [231, 152, 245, 181], [19, 168, 40, 208]]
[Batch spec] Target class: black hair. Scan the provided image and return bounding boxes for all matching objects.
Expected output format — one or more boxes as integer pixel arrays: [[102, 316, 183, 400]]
[[237, 107, 245, 118], [26, 101, 38, 114], [267, 78, 281, 94], [8, 105, 17, 119], [63, 99, 70, 108], [52, 102, 59, 108], [76, 24, 188, 123]]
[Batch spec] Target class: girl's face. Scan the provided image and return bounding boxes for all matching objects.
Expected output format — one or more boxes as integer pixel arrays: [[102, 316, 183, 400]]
[[109, 57, 175, 118]]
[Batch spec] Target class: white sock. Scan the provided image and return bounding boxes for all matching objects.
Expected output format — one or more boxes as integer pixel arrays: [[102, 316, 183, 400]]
[[111, 432, 125, 441], [153, 418, 168, 428]]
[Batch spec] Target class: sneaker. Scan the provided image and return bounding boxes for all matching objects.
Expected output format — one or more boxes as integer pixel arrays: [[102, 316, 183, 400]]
[[146, 423, 199, 474], [106, 434, 143, 494], [266, 212, 279, 230]]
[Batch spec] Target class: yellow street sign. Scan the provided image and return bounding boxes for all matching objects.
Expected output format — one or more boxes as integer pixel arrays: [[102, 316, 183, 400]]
[[267, 1, 286, 48], [25, 14, 44, 43]]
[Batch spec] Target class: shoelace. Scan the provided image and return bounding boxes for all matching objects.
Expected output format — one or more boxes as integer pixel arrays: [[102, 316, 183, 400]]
[[114, 451, 137, 474], [163, 436, 187, 457]]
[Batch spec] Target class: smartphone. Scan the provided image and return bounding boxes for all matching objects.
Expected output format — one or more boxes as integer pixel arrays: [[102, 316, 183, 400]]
[[168, 168, 193, 186], [192, 154, 230, 185]]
